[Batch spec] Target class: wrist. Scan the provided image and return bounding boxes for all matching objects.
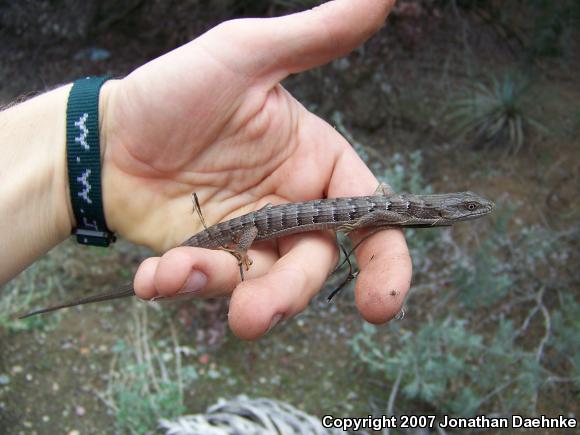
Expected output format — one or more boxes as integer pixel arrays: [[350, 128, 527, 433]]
[[65, 77, 115, 246], [97, 79, 120, 234], [61, 79, 117, 236], [98, 79, 117, 162]]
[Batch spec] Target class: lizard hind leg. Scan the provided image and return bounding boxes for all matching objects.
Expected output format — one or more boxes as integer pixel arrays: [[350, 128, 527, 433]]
[[328, 244, 359, 300], [331, 226, 387, 273], [374, 182, 395, 196]]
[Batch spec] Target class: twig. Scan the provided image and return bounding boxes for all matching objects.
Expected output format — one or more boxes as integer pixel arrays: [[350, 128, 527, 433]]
[[514, 305, 539, 338], [535, 287, 551, 364], [532, 287, 551, 414], [436, 422, 448, 435], [96, 351, 121, 413], [384, 368, 404, 435], [450, 0, 473, 69], [546, 375, 574, 384], [142, 308, 162, 393], [170, 320, 184, 409], [475, 377, 517, 409]]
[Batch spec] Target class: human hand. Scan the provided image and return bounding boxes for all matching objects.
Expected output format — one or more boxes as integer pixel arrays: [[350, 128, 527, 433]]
[[99, 0, 411, 339]]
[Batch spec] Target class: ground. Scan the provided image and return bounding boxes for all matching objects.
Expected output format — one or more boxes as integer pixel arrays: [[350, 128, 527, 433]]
[[0, 2, 578, 434]]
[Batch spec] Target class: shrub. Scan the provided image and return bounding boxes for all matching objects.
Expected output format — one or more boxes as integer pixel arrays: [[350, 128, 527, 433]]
[[350, 204, 579, 416], [351, 318, 543, 416]]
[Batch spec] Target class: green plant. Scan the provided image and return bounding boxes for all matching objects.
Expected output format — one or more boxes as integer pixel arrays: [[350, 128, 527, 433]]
[[351, 318, 542, 416], [446, 73, 546, 153], [452, 0, 579, 61], [0, 239, 146, 330], [351, 216, 579, 416], [99, 306, 198, 433], [0, 247, 70, 331], [452, 217, 514, 309], [551, 292, 580, 389]]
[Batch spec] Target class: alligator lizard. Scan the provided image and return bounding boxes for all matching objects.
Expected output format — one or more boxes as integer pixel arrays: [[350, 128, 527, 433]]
[[17, 187, 494, 319]]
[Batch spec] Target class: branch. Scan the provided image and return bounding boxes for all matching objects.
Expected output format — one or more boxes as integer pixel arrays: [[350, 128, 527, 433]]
[[385, 367, 403, 435]]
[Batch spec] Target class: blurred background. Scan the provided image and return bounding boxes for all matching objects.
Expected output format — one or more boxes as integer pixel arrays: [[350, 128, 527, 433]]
[[1, 0, 578, 433]]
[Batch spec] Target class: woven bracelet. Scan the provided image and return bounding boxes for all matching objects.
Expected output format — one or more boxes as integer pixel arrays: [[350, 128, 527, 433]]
[[66, 76, 115, 247]]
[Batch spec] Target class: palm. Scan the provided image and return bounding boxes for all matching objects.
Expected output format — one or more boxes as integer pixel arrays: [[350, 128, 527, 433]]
[[103, 28, 340, 251], [97, 1, 411, 340]]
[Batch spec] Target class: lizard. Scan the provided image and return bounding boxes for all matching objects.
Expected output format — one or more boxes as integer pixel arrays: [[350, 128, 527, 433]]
[[17, 185, 494, 319]]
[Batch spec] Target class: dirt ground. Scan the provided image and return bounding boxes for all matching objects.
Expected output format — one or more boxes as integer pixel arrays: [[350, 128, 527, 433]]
[[1, 2, 579, 434]]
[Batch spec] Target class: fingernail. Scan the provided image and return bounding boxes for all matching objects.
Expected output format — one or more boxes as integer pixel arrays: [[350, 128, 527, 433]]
[[266, 313, 283, 334], [177, 270, 208, 294]]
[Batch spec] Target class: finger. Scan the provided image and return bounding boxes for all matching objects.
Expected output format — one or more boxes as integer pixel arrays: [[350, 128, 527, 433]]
[[325, 138, 382, 196], [325, 143, 413, 323], [134, 245, 278, 299], [352, 228, 412, 323], [134, 256, 160, 299], [206, 0, 395, 81], [228, 231, 338, 340]]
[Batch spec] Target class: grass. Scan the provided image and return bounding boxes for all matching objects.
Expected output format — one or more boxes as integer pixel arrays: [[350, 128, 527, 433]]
[[98, 305, 198, 433], [0, 245, 71, 331], [0, 239, 146, 331]]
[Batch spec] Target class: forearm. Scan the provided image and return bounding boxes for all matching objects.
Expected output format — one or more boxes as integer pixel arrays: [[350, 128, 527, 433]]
[[0, 85, 75, 284]]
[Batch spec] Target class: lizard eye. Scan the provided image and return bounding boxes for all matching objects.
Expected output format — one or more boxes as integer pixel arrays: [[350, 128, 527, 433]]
[[465, 202, 478, 211]]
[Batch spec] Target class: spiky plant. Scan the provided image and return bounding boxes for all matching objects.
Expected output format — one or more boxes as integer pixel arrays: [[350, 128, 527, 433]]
[[446, 73, 545, 153]]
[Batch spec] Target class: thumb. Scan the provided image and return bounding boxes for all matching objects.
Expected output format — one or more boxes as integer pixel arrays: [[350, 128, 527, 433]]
[[203, 0, 395, 82]]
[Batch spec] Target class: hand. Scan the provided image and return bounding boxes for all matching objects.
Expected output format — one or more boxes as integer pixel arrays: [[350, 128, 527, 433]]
[[100, 0, 411, 339]]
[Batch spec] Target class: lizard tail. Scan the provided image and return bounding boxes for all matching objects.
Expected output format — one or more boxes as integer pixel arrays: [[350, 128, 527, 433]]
[[16, 284, 136, 319]]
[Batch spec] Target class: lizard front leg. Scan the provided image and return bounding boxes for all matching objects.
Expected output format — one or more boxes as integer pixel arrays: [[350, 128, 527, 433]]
[[337, 210, 409, 234], [220, 225, 259, 281]]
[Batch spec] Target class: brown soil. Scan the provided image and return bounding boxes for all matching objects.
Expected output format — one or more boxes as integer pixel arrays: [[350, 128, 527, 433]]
[[1, 2, 578, 433]]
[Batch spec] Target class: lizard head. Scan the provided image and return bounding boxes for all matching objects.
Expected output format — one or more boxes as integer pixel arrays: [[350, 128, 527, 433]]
[[439, 192, 495, 222]]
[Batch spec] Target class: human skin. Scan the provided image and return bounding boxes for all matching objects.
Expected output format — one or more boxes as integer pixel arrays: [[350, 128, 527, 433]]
[[0, 0, 411, 339]]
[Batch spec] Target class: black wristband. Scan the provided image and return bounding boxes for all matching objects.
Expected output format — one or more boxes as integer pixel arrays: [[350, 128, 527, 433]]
[[66, 76, 115, 247]]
